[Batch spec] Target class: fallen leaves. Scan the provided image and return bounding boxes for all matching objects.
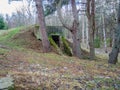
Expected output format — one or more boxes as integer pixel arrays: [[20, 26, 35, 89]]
[[0, 48, 120, 90]]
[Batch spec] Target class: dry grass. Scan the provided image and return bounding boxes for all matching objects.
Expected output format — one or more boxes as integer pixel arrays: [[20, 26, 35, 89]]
[[0, 27, 120, 89]]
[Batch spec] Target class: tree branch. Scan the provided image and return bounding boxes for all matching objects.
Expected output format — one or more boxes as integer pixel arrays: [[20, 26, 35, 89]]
[[57, 0, 73, 32]]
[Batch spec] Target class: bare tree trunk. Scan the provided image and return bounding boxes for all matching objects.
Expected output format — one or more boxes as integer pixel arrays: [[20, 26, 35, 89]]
[[82, 16, 85, 44], [85, 16, 89, 49], [57, 0, 82, 58], [72, 30, 82, 58], [86, 0, 95, 59], [102, 12, 107, 53], [108, 0, 120, 64], [35, 0, 50, 52], [71, 0, 82, 58], [88, 19, 95, 59], [91, 0, 95, 59]]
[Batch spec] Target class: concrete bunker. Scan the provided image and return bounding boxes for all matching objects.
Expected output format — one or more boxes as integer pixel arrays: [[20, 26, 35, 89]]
[[51, 34, 60, 47]]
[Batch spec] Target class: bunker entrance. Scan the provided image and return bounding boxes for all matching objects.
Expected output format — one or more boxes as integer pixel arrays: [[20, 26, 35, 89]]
[[51, 35, 60, 47]]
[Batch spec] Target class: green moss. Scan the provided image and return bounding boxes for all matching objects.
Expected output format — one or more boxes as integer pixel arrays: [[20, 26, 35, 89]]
[[61, 37, 72, 56], [49, 36, 62, 55], [35, 24, 40, 30]]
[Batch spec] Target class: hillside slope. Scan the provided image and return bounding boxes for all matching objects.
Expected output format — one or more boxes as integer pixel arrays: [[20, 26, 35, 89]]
[[0, 27, 120, 90]]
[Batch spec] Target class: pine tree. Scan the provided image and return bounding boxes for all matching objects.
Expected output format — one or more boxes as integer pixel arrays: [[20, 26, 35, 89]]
[[0, 15, 5, 29]]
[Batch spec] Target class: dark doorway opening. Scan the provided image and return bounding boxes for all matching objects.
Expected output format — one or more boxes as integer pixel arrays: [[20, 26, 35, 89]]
[[51, 35, 60, 47]]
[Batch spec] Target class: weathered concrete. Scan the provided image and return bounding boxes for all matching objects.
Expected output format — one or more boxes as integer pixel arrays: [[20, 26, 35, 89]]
[[0, 77, 14, 90]]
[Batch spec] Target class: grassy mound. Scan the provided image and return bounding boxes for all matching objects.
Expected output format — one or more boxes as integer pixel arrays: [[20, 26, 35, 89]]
[[13, 27, 43, 52], [0, 26, 94, 58], [0, 26, 43, 52], [0, 26, 119, 90]]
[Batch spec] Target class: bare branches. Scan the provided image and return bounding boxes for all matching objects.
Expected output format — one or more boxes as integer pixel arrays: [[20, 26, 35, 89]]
[[57, 0, 73, 32]]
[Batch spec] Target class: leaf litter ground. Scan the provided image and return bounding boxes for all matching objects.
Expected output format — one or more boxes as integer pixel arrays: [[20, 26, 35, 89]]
[[0, 27, 120, 90]]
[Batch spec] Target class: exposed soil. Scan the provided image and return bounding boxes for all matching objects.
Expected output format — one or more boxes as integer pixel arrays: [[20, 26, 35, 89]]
[[13, 28, 43, 52]]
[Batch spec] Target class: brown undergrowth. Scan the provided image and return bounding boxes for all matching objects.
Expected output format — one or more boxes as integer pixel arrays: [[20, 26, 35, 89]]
[[12, 27, 43, 52]]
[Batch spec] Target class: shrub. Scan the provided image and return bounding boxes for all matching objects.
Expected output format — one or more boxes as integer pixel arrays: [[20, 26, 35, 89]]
[[0, 15, 5, 29]]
